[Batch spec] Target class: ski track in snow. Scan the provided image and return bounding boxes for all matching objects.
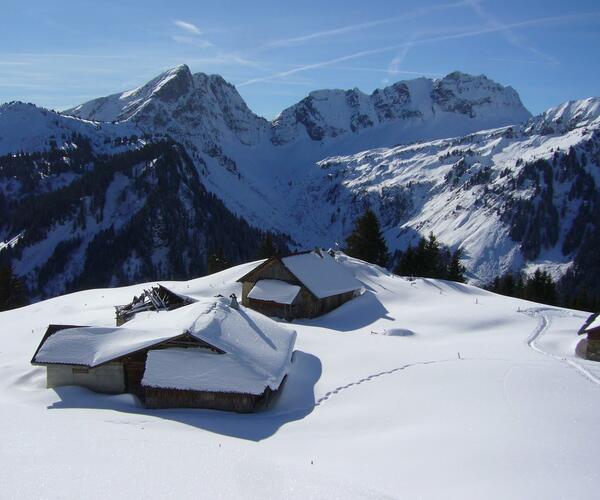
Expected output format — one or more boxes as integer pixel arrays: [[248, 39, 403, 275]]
[[523, 307, 600, 386]]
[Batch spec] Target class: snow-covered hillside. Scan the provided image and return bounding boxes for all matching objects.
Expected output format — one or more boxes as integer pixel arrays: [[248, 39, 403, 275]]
[[1, 65, 599, 297], [0, 256, 598, 499], [0, 101, 138, 155], [281, 102, 600, 281]]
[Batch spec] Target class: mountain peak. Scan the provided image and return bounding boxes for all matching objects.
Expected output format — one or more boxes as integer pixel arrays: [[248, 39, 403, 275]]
[[526, 96, 600, 134], [147, 64, 193, 102], [272, 71, 531, 145]]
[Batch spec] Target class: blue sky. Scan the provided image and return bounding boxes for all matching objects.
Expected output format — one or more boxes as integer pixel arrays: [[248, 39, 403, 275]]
[[1, 0, 599, 118]]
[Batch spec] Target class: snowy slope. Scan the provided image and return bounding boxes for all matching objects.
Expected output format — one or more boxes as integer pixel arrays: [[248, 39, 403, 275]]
[[1, 66, 599, 294], [276, 99, 600, 282], [0, 101, 138, 155], [0, 256, 598, 499]]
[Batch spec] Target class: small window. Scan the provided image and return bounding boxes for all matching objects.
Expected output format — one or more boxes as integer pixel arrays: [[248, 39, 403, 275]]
[[72, 367, 89, 374]]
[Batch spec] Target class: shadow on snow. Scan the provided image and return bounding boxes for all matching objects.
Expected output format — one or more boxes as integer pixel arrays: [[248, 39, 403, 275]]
[[47, 350, 322, 442], [294, 290, 394, 332]]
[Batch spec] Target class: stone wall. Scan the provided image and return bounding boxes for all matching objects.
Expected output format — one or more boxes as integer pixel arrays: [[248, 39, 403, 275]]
[[46, 363, 125, 394]]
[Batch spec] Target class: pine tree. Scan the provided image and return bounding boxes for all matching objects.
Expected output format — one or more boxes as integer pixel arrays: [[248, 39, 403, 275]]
[[258, 233, 277, 259], [447, 249, 466, 283], [345, 208, 390, 267], [394, 232, 465, 282], [524, 269, 556, 305], [207, 248, 230, 275], [0, 262, 27, 312], [421, 233, 443, 278]]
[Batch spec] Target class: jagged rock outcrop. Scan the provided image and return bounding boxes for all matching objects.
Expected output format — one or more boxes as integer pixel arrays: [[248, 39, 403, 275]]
[[1, 65, 599, 301]]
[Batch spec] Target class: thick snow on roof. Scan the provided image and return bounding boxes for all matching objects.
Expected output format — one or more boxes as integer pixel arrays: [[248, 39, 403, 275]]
[[33, 327, 179, 367], [247, 279, 300, 304], [282, 251, 362, 299], [139, 297, 296, 394], [584, 314, 600, 332], [34, 297, 296, 390], [143, 348, 276, 394]]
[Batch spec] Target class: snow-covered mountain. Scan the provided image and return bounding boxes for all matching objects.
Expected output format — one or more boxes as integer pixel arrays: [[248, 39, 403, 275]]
[[64, 65, 530, 154], [272, 71, 530, 145], [285, 104, 600, 280], [66, 65, 270, 147], [1, 65, 599, 299], [0, 101, 138, 155]]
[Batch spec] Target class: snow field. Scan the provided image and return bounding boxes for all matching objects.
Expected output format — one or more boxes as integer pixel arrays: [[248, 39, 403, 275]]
[[0, 255, 598, 499]]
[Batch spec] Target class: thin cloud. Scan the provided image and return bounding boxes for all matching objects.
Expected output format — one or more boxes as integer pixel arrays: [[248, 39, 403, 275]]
[[336, 66, 443, 77], [466, 0, 559, 65], [187, 53, 270, 70], [3, 52, 134, 60], [490, 57, 554, 65], [239, 11, 599, 86], [259, 1, 468, 49], [0, 61, 32, 66], [172, 19, 202, 35], [387, 33, 418, 78], [171, 35, 213, 48]]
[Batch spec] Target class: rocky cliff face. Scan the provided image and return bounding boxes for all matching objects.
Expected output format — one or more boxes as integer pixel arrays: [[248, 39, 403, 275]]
[[66, 65, 271, 147], [271, 71, 531, 145], [65, 66, 531, 150], [2, 65, 599, 301]]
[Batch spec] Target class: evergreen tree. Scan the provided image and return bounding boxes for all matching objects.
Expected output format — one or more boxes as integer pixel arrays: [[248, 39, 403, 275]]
[[257, 233, 278, 259], [524, 269, 557, 305], [486, 269, 557, 306], [0, 263, 27, 312], [394, 232, 465, 282], [447, 249, 467, 283], [345, 208, 389, 267], [207, 247, 230, 274]]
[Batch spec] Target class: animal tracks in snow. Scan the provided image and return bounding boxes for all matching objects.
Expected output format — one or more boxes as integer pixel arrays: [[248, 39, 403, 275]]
[[315, 359, 451, 406]]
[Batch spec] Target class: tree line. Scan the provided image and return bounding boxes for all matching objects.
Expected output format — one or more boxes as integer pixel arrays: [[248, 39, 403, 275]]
[[344, 208, 466, 283]]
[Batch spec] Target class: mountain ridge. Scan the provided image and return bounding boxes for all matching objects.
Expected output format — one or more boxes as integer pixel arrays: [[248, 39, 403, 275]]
[[1, 65, 599, 302]]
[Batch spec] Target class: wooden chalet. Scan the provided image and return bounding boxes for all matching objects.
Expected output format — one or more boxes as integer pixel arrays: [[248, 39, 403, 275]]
[[578, 312, 600, 361], [31, 297, 297, 412], [238, 249, 363, 320]]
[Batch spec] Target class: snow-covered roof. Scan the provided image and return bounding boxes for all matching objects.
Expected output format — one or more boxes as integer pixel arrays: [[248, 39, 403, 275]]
[[140, 298, 296, 394], [247, 279, 301, 304], [583, 313, 600, 333], [281, 251, 362, 299], [33, 326, 179, 367], [33, 297, 297, 394], [143, 347, 280, 394]]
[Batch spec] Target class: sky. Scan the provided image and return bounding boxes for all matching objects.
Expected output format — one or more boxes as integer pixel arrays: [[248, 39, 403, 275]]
[[1, 0, 599, 118]]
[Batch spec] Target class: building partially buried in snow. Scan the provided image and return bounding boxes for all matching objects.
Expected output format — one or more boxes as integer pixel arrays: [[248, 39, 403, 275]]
[[31, 297, 297, 412], [578, 312, 600, 361], [238, 249, 362, 320]]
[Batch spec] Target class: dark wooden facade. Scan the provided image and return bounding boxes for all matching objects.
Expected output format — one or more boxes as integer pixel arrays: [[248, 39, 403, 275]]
[[238, 257, 359, 320], [578, 313, 600, 362], [584, 326, 600, 362], [144, 378, 284, 413]]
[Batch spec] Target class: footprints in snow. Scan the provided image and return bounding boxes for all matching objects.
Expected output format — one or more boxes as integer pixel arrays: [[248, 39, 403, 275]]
[[316, 360, 441, 406]]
